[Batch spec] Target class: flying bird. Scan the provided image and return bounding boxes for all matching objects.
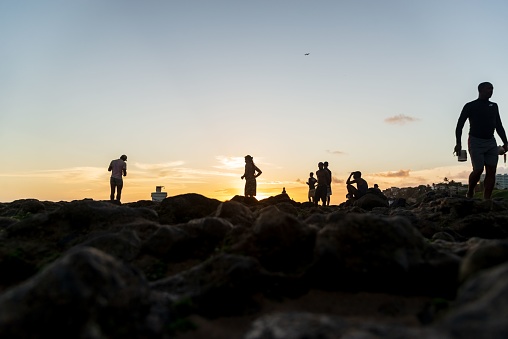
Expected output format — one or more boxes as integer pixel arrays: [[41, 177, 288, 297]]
[[304, 53, 310, 55]]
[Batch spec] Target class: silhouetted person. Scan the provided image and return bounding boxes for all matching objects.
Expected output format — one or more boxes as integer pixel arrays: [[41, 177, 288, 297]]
[[282, 187, 286, 194], [346, 171, 367, 199], [455, 82, 508, 199], [315, 162, 328, 206], [108, 154, 127, 202], [241, 155, 262, 198], [306, 172, 317, 203], [324, 161, 332, 205]]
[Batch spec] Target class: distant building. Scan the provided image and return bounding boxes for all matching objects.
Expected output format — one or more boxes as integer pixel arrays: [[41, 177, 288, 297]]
[[480, 173, 508, 189], [151, 186, 167, 201]]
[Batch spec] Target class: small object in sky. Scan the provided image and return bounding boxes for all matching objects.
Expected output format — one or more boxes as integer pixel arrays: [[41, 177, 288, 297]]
[[304, 53, 310, 55]]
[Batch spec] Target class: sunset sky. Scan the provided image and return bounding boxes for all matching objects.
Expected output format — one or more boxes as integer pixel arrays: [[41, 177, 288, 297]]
[[3, 1, 508, 204]]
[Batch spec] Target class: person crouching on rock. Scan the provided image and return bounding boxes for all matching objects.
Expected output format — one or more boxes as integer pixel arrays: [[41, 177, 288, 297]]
[[346, 171, 368, 200]]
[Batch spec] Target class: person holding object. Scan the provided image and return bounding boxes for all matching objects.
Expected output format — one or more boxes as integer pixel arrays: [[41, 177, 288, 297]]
[[241, 155, 262, 198], [455, 82, 508, 199], [108, 154, 127, 202]]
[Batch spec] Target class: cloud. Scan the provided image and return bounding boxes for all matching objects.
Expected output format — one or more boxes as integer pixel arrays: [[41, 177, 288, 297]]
[[326, 150, 345, 155], [384, 114, 419, 125], [134, 161, 184, 170], [375, 170, 411, 177], [213, 156, 245, 170], [0, 167, 106, 182], [332, 176, 344, 184]]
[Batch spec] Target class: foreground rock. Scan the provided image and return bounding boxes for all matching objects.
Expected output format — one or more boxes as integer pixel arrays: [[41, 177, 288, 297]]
[[0, 247, 170, 338], [1, 194, 508, 337]]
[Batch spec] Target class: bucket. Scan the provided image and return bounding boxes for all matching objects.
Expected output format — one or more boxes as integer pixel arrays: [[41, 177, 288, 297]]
[[458, 150, 467, 162]]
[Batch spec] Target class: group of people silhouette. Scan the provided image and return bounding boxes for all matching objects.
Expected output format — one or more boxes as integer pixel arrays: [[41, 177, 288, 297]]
[[306, 162, 369, 206], [306, 161, 332, 206], [110, 82, 507, 204]]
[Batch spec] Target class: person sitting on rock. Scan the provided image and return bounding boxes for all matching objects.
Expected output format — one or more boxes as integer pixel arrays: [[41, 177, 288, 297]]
[[346, 171, 368, 200]]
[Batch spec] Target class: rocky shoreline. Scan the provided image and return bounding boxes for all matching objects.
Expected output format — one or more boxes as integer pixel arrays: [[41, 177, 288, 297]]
[[1, 192, 508, 338]]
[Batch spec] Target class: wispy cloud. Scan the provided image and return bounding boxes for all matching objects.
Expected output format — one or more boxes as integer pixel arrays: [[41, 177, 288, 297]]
[[332, 176, 344, 184], [213, 156, 245, 170], [374, 169, 411, 177], [326, 150, 345, 155], [384, 114, 419, 125], [134, 161, 184, 170], [0, 161, 237, 186], [0, 167, 106, 182]]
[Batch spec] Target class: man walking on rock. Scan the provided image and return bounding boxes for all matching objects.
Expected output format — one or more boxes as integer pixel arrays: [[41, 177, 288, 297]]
[[108, 154, 127, 202], [455, 82, 508, 199]]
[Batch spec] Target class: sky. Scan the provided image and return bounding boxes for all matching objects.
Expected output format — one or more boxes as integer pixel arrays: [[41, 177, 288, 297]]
[[2, 0, 508, 204]]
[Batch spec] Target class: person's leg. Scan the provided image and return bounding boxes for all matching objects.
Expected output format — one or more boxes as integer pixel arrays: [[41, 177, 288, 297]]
[[482, 141, 500, 200], [484, 165, 497, 199], [110, 178, 116, 200], [116, 180, 123, 201], [347, 184, 359, 198], [467, 136, 487, 198], [347, 184, 354, 196], [467, 169, 483, 198], [316, 186, 326, 206]]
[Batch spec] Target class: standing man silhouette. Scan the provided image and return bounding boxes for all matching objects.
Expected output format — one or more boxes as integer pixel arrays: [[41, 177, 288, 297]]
[[455, 82, 508, 199], [324, 161, 332, 205], [306, 172, 317, 203], [108, 154, 127, 202], [315, 162, 328, 206]]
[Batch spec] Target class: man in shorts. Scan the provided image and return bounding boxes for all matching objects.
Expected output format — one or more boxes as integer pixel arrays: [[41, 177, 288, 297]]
[[108, 154, 127, 202], [455, 82, 508, 199], [315, 162, 328, 206], [306, 172, 317, 203], [324, 161, 332, 205]]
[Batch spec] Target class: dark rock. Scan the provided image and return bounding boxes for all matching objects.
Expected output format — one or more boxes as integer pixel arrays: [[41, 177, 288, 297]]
[[258, 194, 297, 207], [0, 199, 58, 218], [451, 212, 508, 239], [0, 247, 170, 338], [228, 206, 316, 272], [244, 312, 447, 339], [214, 200, 254, 226], [144, 217, 232, 260], [353, 192, 390, 210], [0, 217, 17, 229], [439, 261, 508, 339], [4, 193, 508, 337], [459, 239, 508, 283], [150, 253, 268, 317], [310, 213, 459, 295], [79, 228, 142, 262], [157, 193, 221, 224]]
